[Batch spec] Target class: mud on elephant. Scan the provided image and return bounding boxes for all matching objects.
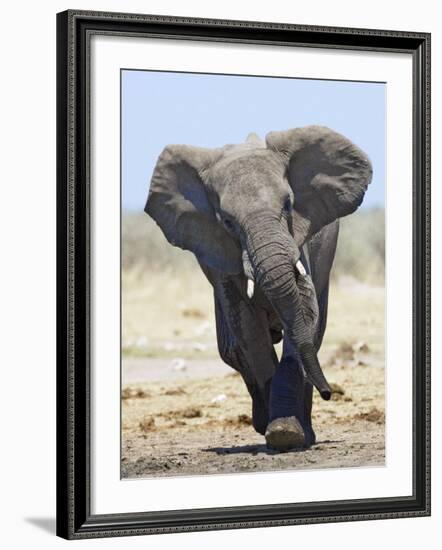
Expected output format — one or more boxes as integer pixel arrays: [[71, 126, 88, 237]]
[[145, 126, 372, 451]]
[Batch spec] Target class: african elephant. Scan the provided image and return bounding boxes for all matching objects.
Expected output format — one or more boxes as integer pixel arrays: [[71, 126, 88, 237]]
[[145, 126, 372, 451]]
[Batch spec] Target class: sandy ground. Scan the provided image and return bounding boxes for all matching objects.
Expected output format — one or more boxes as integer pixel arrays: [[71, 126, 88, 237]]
[[122, 342, 385, 479]]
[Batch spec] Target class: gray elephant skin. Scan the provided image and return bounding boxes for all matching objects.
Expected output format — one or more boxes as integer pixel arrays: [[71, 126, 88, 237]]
[[145, 126, 372, 451]]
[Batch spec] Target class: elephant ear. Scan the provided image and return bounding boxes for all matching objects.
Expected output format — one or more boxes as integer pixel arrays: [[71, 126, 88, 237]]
[[266, 126, 373, 247], [145, 144, 242, 274]]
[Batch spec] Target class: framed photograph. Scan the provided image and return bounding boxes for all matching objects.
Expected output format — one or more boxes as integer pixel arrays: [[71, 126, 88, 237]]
[[56, 10, 430, 539]]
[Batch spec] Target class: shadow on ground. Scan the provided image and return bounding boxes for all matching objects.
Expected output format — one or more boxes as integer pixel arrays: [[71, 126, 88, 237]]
[[203, 439, 343, 456]]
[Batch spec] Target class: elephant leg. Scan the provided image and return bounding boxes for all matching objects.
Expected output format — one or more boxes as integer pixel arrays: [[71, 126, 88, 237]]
[[214, 292, 273, 435], [266, 339, 308, 449], [302, 381, 315, 446], [301, 222, 337, 444], [199, 260, 277, 434], [266, 280, 332, 449]]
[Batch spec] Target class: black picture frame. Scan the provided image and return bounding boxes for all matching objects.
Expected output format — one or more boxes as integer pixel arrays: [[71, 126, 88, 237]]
[[56, 9, 431, 540]]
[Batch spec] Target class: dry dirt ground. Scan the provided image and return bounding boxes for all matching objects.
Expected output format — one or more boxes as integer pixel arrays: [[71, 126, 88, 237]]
[[122, 340, 385, 479]]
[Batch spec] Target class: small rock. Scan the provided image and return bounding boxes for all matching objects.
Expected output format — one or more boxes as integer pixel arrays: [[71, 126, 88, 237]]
[[139, 416, 155, 432], [181, 307, 205, 318], [164, 387, 186, 396], [193, 342, 207, 352], [171, 419, 186, 427], [135, 336, 149, 349], [337, 342, 355, 360], [330, 382, 345, 400], [353, 408, 385, 424], [211, 393, 227, 404], [353, 341, 370, 353], [122, 386, 150, 400], [182, 407, 202, 418], [121, 387, 136, 400], [170, 358, 187, 371], [237, 414, 252, 425]]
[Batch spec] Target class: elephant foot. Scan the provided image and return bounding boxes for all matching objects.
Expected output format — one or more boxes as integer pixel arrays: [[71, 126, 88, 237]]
[[265, 416, 305, 451]]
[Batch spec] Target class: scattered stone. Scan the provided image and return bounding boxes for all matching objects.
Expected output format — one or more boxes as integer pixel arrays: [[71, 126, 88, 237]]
[[327, 340, 371, 368], [336, 342, 355, 360], [220, 414, 253, 427], [330, 382, 345, 401], [353, 408, 385, 424], [122, 387, 150, 400], [353, 341, 370, 353], [211, 393, 227, 404], [139, 416, 156, 432], [171, 419, 186, 427], [182, 407, 202, 419], [237, 414, 252, 425], [164, 387, 186, 396], [192, 342, 207, 352], [170, 358, 187, 371], [181, 307, 205, 318], [231, 414, 252, 426]]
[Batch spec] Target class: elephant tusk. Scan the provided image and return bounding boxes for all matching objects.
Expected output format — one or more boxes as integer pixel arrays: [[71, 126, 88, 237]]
[[295, 260, 307, 276], [242, 249, 255, 279], [247, 278, 255, 299]]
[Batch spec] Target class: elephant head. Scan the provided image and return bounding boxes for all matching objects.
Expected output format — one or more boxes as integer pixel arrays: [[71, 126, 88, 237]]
[[145, 126, 372, 400]]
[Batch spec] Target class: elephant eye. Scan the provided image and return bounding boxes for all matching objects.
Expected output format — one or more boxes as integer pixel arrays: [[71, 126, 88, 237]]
[[223, 218, 234, 231], [283, 196, 293, 213]]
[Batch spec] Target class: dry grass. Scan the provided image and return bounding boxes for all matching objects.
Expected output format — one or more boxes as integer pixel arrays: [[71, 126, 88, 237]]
[[333, 208, 385, 284], [122, 208, 384, 358], [321, 280, 385, 357], [122, 208, 385, 282], [122, 269, 384, 362], [122, 268, 216, 358]]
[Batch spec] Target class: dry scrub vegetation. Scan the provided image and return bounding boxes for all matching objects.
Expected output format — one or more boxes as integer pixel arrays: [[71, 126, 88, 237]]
[[121, 209, 385, 478], [123, 209, 385, 280]]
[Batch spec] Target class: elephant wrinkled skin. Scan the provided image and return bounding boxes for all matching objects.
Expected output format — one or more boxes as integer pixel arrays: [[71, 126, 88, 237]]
[[145, 126, 372, 451]]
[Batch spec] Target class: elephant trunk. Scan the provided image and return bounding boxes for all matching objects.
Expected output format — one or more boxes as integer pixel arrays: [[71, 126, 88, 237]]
[[242, 214, 331, 401], [297, 343, 332, 400]]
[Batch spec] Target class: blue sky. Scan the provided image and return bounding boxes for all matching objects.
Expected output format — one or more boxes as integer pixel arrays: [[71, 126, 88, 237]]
[[122, 70, 385, 212]]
